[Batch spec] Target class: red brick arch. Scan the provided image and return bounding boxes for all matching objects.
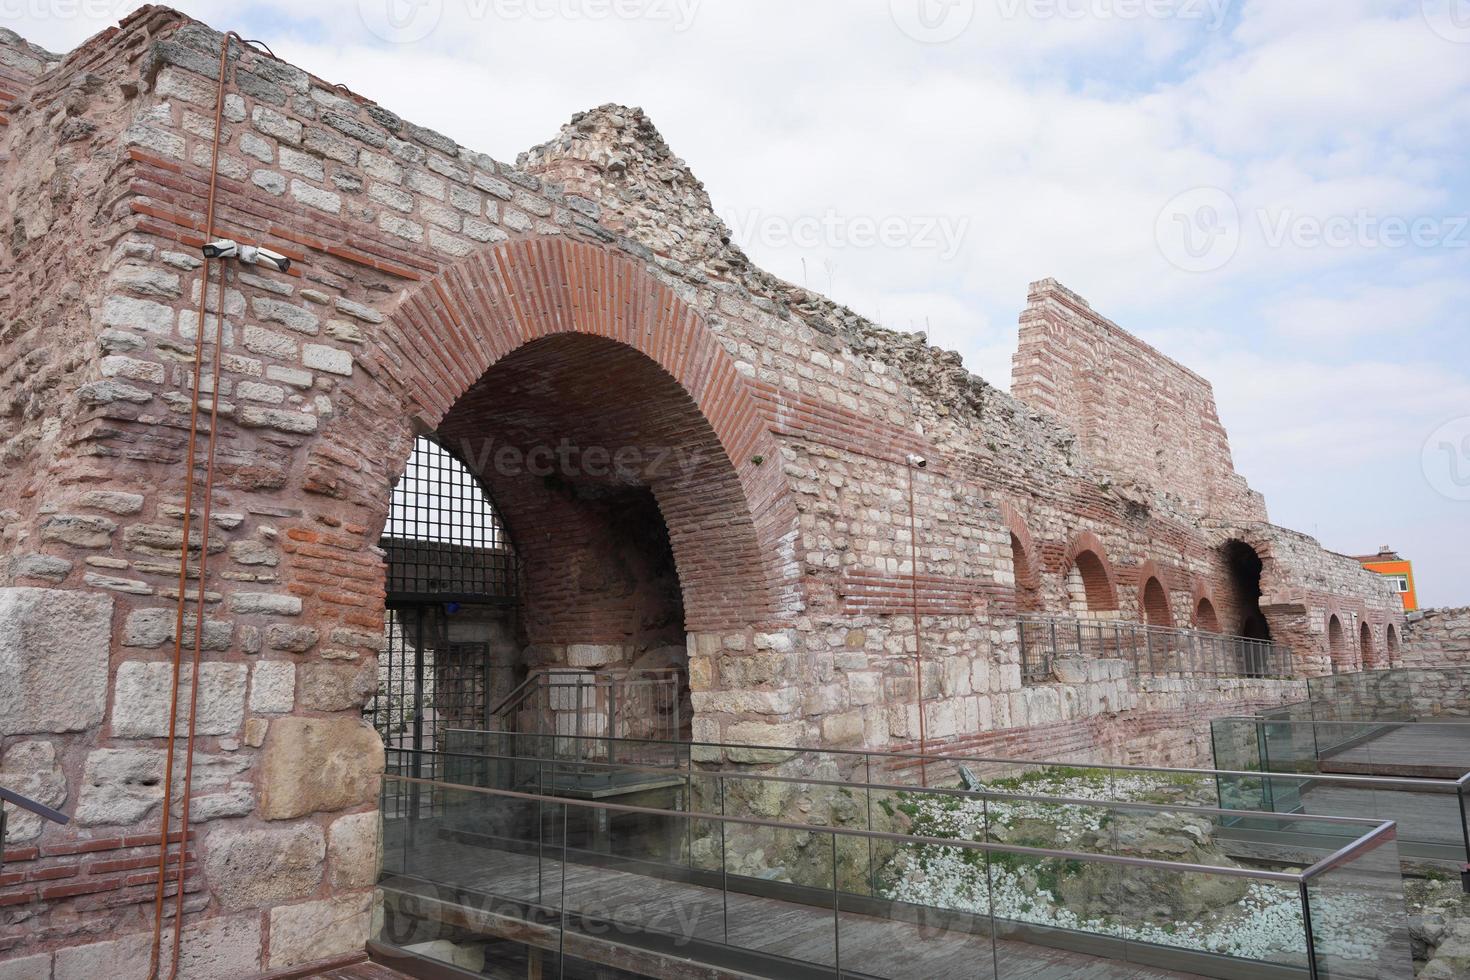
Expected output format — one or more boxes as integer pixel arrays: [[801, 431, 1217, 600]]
[[1191, 577, 1221, 632], [1065, 530, 1119, 612], [999, 501, 1042, 613], [1135, 560, 1173, 627], [344, 235, 799, 632]]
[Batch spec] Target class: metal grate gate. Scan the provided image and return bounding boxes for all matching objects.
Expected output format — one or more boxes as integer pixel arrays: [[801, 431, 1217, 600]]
[[366, 437, 515, 768]]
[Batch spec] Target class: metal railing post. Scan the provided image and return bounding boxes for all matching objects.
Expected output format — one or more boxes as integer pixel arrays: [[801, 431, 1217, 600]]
[[1299, 880, 1321, 980]]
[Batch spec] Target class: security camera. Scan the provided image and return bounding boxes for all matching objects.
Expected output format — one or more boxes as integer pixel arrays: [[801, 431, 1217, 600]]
[[239, 245, 291, 274], [201, 238, 239, 260], [907, 454, 928, 469], [200, 239, 291, 273]]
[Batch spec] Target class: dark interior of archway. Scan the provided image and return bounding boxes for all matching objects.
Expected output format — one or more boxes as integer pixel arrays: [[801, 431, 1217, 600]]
[[1196, 597, 1221, 633], [1074, 550, 1113, 612], [427, 333, 765, 739], [1224, 540, 1271, 641], [1011, 533, 1042, 613], [1142, 577, 1172, 627]]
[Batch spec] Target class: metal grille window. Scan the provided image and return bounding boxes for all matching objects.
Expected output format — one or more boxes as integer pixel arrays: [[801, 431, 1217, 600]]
[[381, 437, 515, 602], [367, 436, 515, 758]]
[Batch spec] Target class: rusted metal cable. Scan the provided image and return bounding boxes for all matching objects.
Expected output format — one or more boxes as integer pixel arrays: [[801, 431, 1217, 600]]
[[147, 29, 238, 980], [907, 461, 927, 787]]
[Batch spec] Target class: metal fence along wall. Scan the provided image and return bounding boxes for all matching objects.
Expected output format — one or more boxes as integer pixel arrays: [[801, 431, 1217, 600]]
[[1019, 615, 1288, 684]]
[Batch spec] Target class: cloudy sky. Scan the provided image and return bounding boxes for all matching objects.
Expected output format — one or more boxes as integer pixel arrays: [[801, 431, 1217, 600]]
[[15, 0, 1470, 606]]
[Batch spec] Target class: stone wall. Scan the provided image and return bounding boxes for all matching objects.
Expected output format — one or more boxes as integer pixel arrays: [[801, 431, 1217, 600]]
[[0, 7, 1406, 973], [1402, 608, 1470, 667]]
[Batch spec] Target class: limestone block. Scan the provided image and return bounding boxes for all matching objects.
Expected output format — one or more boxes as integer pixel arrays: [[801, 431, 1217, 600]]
[[75, 748, 250, 827], [265, 892, 373, 969], [260, 717, 384, 820], [722, 721, 805, 764], [0, 588, 112, 735], [819, 710, 865, 746], [565, 644, 624, 668], [0, 741, 66, 842], [12, 553, 72, 582], [204, 822, 325, 910], [327, 809, 380, 889], [299, 663, 376, 711], [111, 662, 247, 737], [230, 591, 303, 615], [250, 661, 296, 713], [52, 914, 263, 980], [122, 608, 233, 650], [0, 954, 53, 980]]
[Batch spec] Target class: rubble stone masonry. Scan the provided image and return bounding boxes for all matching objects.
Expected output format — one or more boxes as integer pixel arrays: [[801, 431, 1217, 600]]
[[0, 7, 1410, 974]]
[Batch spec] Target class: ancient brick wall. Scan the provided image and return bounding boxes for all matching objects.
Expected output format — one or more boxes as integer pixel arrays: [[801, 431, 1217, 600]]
[[1012, 279, 1267, 524], [0, 7, 1408, 974]]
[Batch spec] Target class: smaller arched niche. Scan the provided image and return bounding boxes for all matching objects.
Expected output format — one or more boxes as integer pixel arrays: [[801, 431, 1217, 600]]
[[1195, 596, 1221, 633]]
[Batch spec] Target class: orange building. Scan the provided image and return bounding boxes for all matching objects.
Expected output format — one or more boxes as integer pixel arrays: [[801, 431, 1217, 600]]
[[1355, 546, 1419, 612]]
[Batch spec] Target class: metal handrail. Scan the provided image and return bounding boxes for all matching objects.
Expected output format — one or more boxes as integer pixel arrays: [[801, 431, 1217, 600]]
[[1018, 613, 1288, 683], [384, 771, 1393, 884], [0, 785, 68, 825], [447, 726, 1470, 792], [0, 786, 68, 873], [387, 745, 1397, 830]]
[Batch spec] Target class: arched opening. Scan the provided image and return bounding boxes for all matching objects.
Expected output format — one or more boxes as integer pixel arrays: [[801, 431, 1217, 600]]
[[1328, 614, 1347, 673], [1142, 576, 1173, 628], [1002, 505, 1043, 615], [1195, 596, 1221, 633], [1387, 623, 1400, 662], [353, 238, 796, 754], [369, 438, 518, 756], [1360, 621, 1376, 670], [1010, 532, 1042, 613], [1223, 540, 1272, 641], [1066, 546, 1117, 615]]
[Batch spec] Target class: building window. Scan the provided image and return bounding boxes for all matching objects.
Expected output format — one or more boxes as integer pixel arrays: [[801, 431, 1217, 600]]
[[1391, 575, 1410, 593]]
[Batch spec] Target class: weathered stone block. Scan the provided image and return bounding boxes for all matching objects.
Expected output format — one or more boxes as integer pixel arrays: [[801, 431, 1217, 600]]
[[265, 892, 372, 969], [230, 591, 303, 615], [203, 822, 325, 910], [74, 748, 250, 827], [111, 662, 247, 737], [260, 717, 384, 820], [0, 588, 112, 735], [122, 607, 233, 650], [12, 553, 72, 582], [251, 661, 296, 713], [40, 514, 116, 548], [299, 663, 376, 711], [327, 809, 380, 889], [0, 740, 66, 842]]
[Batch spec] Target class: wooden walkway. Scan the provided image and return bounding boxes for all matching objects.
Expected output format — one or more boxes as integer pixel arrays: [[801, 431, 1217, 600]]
[[387, 828, 1209, 979], [1318, 723, 1470, 778]]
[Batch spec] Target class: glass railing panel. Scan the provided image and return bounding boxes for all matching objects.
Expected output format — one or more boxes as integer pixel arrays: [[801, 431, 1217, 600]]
[[719, 822, 838, 971], [1108, 861, 1308, 970], [376, 777, 570, 976], [1303, 829, 1412, 979]]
